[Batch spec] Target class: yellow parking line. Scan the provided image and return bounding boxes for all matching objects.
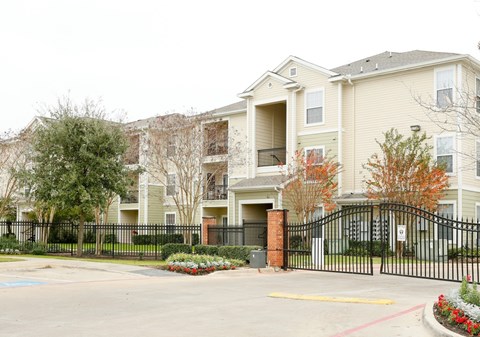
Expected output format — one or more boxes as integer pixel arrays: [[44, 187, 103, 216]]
[[268, 292, 394, 305]]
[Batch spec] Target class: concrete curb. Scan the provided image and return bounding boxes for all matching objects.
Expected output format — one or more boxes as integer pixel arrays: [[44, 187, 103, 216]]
[[423, 301, 464, 337]]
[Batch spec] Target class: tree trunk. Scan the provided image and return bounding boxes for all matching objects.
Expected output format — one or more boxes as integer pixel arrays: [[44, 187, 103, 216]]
[[77, 213, 85, 257]]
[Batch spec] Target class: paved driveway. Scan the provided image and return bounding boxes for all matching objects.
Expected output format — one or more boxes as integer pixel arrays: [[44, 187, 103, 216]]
[[0, 258, 456, 337]]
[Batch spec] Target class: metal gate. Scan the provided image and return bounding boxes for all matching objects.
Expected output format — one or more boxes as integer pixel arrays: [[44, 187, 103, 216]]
[[284, 205, 376, 275], [284, 203, 480, 282]]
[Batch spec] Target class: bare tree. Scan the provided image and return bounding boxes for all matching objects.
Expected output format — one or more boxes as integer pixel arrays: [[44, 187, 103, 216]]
[[146, 112, 244, 237], [0, 130, 31, 223]]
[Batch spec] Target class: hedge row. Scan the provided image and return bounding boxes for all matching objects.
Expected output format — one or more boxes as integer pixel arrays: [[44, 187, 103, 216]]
[[194, 245, 262, 262]]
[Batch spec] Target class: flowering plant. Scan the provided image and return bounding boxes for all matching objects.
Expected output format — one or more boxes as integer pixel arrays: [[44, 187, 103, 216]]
[[435, 276, 480, 336], [166, 253, 240, 275]]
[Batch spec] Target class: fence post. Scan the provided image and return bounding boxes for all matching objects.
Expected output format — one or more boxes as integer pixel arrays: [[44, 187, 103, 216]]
[[267, 209, 288, 269], [202, 217, 216, 245]]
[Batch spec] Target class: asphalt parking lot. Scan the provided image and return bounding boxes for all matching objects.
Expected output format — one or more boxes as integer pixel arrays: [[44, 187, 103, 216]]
[[0, 257, 458, 337]]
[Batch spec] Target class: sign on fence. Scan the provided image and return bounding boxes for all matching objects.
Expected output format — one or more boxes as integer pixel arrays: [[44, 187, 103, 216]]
[[397, 225, 406, 242]]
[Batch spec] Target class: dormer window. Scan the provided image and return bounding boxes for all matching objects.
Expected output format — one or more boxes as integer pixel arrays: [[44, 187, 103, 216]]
[[289, 67, 297, 77]]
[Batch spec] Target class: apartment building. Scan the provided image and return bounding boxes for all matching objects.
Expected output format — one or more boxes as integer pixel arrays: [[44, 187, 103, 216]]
[[13, 50, 480, 226]]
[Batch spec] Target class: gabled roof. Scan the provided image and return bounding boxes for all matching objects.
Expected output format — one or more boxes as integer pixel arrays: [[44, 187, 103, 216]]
[[330, 50, 461, 77], [240, 71, 298, 96], [273, 55, 337, 77]]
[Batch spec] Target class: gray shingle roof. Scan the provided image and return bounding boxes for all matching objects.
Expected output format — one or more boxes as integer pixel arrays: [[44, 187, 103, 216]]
[[229, 175, 287, 190], [330, 50, 460, 76], [209, 100, 247, 114]]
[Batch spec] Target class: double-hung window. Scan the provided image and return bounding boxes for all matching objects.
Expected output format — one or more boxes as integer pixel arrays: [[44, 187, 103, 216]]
[[166, 174, 176, 196], [305, 90, 324, 125], [435, 135, 454, 174], [435, 68, 454, 108], [165, 213, 176, 234], [437, 203, 454, 240], [305, 146, 325, 165]]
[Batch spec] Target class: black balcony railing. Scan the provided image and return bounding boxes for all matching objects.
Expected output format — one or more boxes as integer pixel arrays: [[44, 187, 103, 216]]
[[121, 190, 139, 204], [204, 185, 228, 200], [257, 147, 286, 167], [206, 142, 228, 156]]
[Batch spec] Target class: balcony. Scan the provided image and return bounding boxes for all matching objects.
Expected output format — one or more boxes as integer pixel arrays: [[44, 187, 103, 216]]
[[257, 147, 286, 167], [121, 190, 139, 204], [206, 142, 228, 156], [204, 185, 228, 200]]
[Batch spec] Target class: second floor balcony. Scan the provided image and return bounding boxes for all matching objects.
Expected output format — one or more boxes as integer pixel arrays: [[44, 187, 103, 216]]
[[121, 190, 139, 204], [257, 147, 286, 167], [204, 185, 228, 200]]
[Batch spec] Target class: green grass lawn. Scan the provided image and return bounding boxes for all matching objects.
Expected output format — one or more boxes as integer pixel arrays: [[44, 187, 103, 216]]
[[13, 254, 166, 267], [49, 243, 159, 252], [0, 257, 25, 263]]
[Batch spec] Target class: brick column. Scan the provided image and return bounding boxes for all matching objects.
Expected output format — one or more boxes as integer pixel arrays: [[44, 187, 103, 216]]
[[267, 209, 288, 268], [202, 216, 216, 245]]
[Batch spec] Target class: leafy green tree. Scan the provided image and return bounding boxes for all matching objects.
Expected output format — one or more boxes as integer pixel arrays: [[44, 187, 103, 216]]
[[29, 98, 129, 256]]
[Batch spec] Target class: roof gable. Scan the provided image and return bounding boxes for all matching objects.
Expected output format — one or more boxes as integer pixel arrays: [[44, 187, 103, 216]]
[[274, 55, 338, 77], [239, 71, 298, 96]]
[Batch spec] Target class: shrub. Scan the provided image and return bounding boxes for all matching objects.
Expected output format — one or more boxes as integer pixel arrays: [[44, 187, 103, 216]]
[[0, 236, 20, 253], [217, 245, 262, 262], [161, 243, 192, 260], [104, 234, 117, 244], [343, 240, 393, 257], [132, 234, 183, 245], [194, 245, 219, 256], [84, 230, 96, 244], [289, 235, 303, 249], [166, 253, 243, 275]]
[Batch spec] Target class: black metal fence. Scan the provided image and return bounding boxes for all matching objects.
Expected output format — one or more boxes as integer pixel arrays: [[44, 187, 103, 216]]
[[208, 221, 267, 247], [0, 221, 201, 259], [284, 203, 480, 282], [285, 205, 375, 275]]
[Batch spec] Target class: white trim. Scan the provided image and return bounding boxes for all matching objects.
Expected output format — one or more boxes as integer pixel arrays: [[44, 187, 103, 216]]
[[434, 133, 456, 176], [289, 66, 297, 77], [241, 71, 294, 94], [273, 55, 338, 77], [253, 95, 289, 107], [238, 198, 275, 224], [434, 65, 456, 108], [165, 212, 176, 224], [329, 54, 478, 83], [475, 202, 480, 221], [337, 82, 343, 197], [476, 139, 480, 179], [256, 166, 286, 174], [457, 64, 463, 218], [304, 87, 325, 127], [212, 108, 247, 117], [304, 145, 325, 165], [298, 128, 339, 136]]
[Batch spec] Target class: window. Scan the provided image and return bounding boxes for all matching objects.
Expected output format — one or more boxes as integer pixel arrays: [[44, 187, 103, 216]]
[[165, 213, 176, 234], [436, 135, 454, 173], [435, 68, 454, 108], [437, 203, 454, 240], [166, 174, 176, 196], [476, 78, 480, 114], [313, 206, 324, 219], [167, 138, 176, 157], [305, 90, 324, 125], [477, 140, 480, 178], [289, 67, 297, 77], [305, 146, 324, 165]]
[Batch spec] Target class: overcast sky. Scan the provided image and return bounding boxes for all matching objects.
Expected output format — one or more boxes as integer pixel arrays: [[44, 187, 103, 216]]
[[1, 0, 479, 131]]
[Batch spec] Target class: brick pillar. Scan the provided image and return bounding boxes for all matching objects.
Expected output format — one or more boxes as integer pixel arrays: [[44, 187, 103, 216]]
[[202, 216, 216, 245], [267, 209, 288, 268]]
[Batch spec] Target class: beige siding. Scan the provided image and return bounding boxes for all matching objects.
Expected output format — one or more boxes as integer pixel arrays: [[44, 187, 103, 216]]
[[107, 198, 119, 223], [228, 112, 248, 179], [462, 189, 480, 219], [252, 77, 289, 101], [147, 185, 163, 223], [297, 131, 338, 158], [342, 64, 462, 194], [233, 190, 279, 224]]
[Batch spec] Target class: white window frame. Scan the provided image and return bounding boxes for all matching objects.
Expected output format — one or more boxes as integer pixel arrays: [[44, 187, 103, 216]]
[[434, 134, 455, 175], [476, 77, 480, 114], [289, 66, 297, 77], [476, 140, 480, 179], [165, 212, 176, 233], [166, 174, 176, 196], [304, 146, 325, 166], [475, 202, 480, 222], [434, 66, 455, 109], [304, 88, 325, 126], [437, 201, 456, 243]]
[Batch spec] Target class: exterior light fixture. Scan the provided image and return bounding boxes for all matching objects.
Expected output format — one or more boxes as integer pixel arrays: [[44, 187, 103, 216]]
[[410, 125, 421, 132]]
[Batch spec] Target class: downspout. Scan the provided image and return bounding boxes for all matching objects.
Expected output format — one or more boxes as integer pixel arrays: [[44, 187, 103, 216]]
[[456, 64, 463, 219], [274, 186, 283, 209], [337, 82, 343, 197]]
